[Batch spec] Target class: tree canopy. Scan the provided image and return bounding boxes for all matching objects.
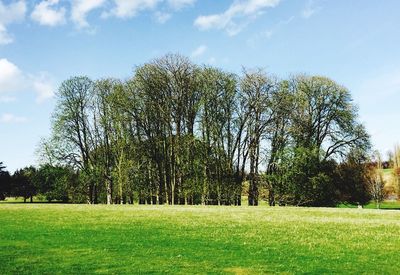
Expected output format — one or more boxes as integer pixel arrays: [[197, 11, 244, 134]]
[[36, 54, 371, 206]]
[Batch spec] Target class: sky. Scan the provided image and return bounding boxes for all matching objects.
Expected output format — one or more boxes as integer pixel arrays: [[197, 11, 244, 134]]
[[0, 0, 399, 172]]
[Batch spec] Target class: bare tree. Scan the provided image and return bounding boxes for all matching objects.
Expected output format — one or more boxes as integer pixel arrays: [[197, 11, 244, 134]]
[[367, 152, 386, 209]]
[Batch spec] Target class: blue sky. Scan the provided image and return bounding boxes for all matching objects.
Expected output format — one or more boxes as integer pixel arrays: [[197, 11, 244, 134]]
[[0, 0, 399, 171]]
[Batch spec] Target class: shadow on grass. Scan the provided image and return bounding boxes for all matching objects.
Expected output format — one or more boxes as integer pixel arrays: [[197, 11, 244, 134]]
[[0, 199, 71, 204], [2, 198, 400, 210]]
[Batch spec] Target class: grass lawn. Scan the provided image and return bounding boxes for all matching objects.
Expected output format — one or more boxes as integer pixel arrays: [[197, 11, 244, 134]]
[[1, 205, 400, 274], [382, 168, 394, 175], [340, 200, 400, 210]]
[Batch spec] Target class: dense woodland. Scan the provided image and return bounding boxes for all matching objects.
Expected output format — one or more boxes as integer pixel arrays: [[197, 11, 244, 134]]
[[0, 54, 395, 207]]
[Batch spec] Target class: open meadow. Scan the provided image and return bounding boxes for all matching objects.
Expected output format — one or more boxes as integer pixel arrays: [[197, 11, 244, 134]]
[[2, 1, 400, 274], [1, 204, 400, 274]]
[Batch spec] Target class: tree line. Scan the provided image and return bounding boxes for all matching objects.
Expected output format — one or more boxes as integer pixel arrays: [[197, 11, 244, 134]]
[[0, 163, 76, 203], [1, 54, 387, 206]]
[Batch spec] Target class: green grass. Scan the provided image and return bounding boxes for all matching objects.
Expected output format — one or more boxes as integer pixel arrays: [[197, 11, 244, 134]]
[[340, 200, 400, 209], [364, 200, 400, 209], [1, 205, 400, 274], [382, 168, 394, 175]]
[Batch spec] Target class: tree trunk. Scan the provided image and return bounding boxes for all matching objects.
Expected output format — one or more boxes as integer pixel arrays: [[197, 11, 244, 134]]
[[93, 185, 98, 204], [269, 189, 275, 206], [158, 161, 165, 205], [106, 178, 112, 205], [88, 184, 93, 204]]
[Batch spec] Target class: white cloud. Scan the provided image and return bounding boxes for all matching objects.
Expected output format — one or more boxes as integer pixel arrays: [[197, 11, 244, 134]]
[[153, 0, 195, 24], [194, 0, 281, 36], [31, 72, 55, 103], [0, 58, 24, 93], [246, 16, 293, 47], [301, 0, 321, 19], [31, 0, 66, 27], [0, 0, 26, 25], [0, 113, 27, 123], [104, 0, 161, 19], [71, 0, 106, 28], [154, 11, 171, 23], [0, 58, 55, 103], [168, 0, 196, 10], [191, 45, 207, 58], [0, 0, 26, 45], [0, 0, 197, 33], [0, 25, 13, 45]]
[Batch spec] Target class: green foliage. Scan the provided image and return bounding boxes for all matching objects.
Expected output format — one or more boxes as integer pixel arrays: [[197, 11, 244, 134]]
[[35, 165, 78, 202], [12, 167, 38, 202], [290, 75, 370, 157], [0, 162, 11, 200], [335, 150, 371, 206], [267, 147, 337, 206], [3, 165, 82, 203], [39, 54, 370, 206]]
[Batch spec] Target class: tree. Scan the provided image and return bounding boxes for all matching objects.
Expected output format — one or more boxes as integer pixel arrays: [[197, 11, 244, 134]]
[[267, 147, 337, 206], [36, 164, 77, 202], [131, 54, 203, 205], [264, 80, 294, 206], [391, 145, 400, 198], [240, 68, 277, 206], [0, 162, 12, 200], [12, 167, 38, 203], [290, 75, 370, 159], [335, 149, 371, 206], [93, 79, 119, 204], [39, 54, 371, 207], [263, 75, 370, 207], [199, 67, 239, 205], [367, 152, 386, 209], [48, 76, 100, 203]]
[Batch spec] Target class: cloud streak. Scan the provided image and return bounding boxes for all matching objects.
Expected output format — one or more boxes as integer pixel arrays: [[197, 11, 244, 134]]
[[168, 0, 196, 10], [0, 113, 27, 124], [194, 0, 281, 36], [0, 0, 198, 39], [191, 45, 207, 58], [71, 0, 106, 28], [154, 11, 172, 23], [0, 0, 26, 44], [103, 0, 161, 19], [0, 58, 55, 103], [301, 0, 321, 19], [246, 16, 294, 47], [31, 72, 56, 103]]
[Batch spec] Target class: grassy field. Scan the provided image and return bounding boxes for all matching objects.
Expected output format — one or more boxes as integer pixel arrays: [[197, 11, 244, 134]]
[[340, 200, 400, 209], [1, 205, 400, 274]]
